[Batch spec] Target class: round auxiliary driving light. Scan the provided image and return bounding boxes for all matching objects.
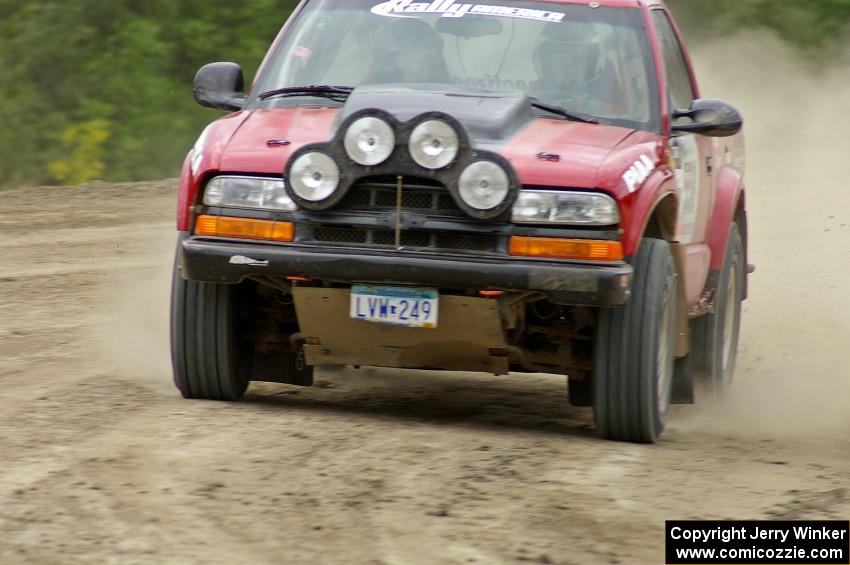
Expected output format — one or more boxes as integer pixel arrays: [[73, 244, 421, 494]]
[[459, 161, 510, 211], [344, 116, 395, 166], [409, 120, 459, 169], [288, 152, 340, 202]]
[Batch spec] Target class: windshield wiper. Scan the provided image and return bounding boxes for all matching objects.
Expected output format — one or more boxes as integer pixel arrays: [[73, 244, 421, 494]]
[[257, 85, 354, 102], [529, 98, 598, 124]]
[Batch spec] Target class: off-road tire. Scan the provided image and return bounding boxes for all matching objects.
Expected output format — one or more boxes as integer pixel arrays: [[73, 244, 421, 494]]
[[691, 223, 744, 395], [171, 246, 249, 401], [593, 238, 677, 443]]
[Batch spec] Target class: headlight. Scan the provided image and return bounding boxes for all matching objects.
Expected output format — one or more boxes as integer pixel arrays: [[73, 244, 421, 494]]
[[203, 176, 296, 211], [344, 116, 395, 166], [409, 120, 459, 169], [458, 161, 510, 210], [512, 191, 620, 225], [288, 152, 340, 202]]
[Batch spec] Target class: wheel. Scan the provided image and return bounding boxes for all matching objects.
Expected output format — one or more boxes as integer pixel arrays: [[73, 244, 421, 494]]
[[170, 245, 249, 400], [691, 223, 744, 394], [593, 238, 677, 443]]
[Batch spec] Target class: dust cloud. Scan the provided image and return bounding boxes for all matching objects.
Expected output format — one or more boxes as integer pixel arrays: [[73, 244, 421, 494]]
[[87, 226, 176, 395], [677, 31, 850, 438]]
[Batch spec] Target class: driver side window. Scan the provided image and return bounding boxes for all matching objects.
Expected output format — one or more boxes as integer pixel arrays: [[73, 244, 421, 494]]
[[651, 10, 695, 113]]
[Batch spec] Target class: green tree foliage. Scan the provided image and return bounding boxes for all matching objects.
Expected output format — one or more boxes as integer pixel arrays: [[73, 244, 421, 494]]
[[1, 0, 847, 187], [0, 0, 299, 187], [667, 0, 850, 49]]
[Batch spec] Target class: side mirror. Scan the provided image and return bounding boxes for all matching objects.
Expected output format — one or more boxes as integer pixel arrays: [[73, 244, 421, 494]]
[[193, 62, 246, 112], [671, 99, 742, 137]]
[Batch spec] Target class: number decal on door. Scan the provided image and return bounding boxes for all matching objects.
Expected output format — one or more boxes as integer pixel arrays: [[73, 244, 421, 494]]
[[672, 135, 700, 244]]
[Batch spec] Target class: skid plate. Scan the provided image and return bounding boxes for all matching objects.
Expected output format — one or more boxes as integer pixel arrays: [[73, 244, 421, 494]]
[[293, 287, 509, 374]]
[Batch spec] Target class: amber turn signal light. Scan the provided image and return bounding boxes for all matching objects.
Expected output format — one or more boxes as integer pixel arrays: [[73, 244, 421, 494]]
[[195, 215, 294, 242], [509, 236, 623, 261], [478, 290, 504, 298]]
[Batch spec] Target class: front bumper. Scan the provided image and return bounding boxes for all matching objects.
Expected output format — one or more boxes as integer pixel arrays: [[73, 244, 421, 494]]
[[180, 237, 633, 307]]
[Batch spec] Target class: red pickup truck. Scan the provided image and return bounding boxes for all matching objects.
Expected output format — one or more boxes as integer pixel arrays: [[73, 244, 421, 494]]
[[172, 0, 748, 443]]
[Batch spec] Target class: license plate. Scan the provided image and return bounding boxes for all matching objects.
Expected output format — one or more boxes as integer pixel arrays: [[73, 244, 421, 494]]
[[350, 285, 439, 329]]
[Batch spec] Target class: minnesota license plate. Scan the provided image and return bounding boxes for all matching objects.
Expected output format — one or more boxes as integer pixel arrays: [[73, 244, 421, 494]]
[[350, 285, 439, 329]]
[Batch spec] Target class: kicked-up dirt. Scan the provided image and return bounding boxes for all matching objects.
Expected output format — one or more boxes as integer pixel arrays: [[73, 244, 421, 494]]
[[0, 34, 848, 565]]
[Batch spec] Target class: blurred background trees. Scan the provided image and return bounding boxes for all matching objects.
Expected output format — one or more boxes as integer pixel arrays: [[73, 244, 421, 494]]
[[667, 0, 850, 49], [0, 0, 300, 187], [0, 0, 847, 188]]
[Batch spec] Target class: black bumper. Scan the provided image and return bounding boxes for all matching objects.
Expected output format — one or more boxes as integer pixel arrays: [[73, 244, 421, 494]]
[[180, 237, 633, 307]]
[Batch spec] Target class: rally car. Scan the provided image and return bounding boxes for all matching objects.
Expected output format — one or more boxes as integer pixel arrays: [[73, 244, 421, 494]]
[[172, 0, 748, 443]]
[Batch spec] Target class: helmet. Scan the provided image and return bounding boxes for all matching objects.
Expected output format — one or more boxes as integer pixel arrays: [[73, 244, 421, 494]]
[[368, 19, 449, 84], [533, 20, 602, 95]]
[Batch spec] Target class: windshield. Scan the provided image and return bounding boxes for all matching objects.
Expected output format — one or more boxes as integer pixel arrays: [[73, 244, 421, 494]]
[[251, 0, 659, 131]]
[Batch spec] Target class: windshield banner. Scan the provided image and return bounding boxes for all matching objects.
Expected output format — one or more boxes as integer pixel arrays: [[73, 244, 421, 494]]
[[371, 0, 566, 22]]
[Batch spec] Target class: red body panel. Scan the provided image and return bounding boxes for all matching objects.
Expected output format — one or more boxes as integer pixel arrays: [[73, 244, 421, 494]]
[[500, 121, 650, 191], [706, 164, 745, 269], [218, 109, 339, 173], [619, 166, 674, 256]]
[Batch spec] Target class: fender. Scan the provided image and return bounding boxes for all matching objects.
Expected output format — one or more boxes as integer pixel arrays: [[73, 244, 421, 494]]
[[176, 152, 195, 232], [177, 156, 219, 232], [705, 165, 745, 268], [176, 112, 254, 231], [620, 165, 677, 258]]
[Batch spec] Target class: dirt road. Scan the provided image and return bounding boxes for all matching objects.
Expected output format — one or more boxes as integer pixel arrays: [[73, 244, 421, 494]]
[[1, 36, 848, 565]]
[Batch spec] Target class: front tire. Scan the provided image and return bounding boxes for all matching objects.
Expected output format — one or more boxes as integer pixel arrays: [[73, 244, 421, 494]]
[[170, 246, 249, 401], [691, 223, 744, 394], [593, 238, 677, 443]]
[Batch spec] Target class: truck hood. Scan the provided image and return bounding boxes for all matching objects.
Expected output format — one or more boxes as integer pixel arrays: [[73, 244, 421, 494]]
[[213, 90, 659, 195]]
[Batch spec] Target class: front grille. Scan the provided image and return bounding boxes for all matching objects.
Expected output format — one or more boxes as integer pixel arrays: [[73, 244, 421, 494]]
[[312, 225, 499, 253], [302, 177, 502, 255], [313, 226, 368, 244], [338, 178, 462, 216]]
